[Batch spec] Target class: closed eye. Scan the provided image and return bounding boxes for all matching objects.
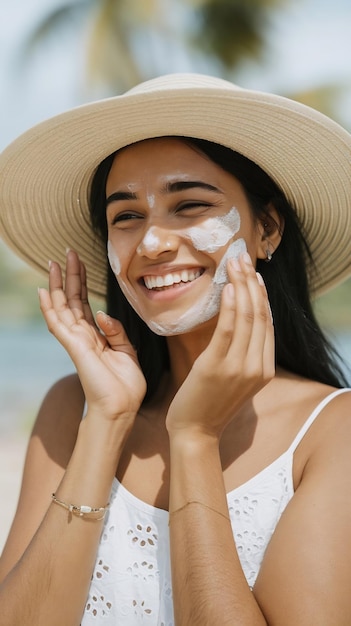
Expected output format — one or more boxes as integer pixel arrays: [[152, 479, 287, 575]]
[[175, 202, 216, 215], [110, 212, 143, 225]]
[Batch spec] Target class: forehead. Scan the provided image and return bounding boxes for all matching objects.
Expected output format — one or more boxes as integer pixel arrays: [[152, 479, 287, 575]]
[[106, 137, 240, 193]]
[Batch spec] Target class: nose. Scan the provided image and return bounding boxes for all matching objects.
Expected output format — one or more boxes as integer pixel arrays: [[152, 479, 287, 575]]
[[137, 225, 178, 258]]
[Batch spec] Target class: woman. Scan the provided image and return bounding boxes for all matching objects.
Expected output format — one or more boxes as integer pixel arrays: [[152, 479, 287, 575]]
[[0, 73, 350, 625]]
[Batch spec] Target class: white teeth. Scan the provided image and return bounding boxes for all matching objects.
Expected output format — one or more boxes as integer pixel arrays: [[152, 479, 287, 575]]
[[164, 274, 174, 286], [144, 269, 201, 290]]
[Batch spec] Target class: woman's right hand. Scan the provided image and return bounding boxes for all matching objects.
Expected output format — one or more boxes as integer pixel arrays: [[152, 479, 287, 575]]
[[38, 249, 146, 423]]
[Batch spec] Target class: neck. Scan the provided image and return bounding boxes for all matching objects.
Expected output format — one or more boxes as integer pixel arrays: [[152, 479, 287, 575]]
[[165, 319, 217, 390]]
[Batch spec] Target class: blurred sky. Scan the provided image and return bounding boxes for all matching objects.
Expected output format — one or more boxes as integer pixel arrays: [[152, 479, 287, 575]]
[[0, 0, 351, 155]]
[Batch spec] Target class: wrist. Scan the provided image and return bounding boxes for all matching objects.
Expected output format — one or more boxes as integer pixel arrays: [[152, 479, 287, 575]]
[[168, 424, 220, 449], [77, 411, 133, 466], [168, 427, 220, 461]]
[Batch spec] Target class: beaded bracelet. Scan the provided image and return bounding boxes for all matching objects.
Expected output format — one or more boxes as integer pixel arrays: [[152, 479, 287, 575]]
[[51, 493, 110, 521]]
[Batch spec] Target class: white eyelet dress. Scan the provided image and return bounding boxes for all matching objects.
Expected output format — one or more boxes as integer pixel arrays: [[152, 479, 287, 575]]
[[81, 388, 350, 625]]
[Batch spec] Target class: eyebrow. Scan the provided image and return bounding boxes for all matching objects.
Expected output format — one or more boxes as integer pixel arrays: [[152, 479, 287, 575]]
[[106, 180, 223, 206]]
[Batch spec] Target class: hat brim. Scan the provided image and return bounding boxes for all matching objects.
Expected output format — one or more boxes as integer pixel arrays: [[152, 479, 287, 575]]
[[0, 75, 350, 298]]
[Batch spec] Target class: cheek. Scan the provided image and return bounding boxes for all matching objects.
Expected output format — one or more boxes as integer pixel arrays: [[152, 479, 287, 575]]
[[213, 238, 247, 284], [107, 240, 121, 275], [185, 206, 241, 252]]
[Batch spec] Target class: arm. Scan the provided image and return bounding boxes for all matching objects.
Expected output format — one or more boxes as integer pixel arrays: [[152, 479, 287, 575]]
[[254, 390, 351, 625], [0, 373, 84, 579], [167, 254, 273, 625], [0, 251, 146, 626], [167, 253, 351, 624]]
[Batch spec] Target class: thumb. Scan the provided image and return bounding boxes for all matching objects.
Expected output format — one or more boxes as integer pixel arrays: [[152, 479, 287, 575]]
[[96, 311, 135, 355]]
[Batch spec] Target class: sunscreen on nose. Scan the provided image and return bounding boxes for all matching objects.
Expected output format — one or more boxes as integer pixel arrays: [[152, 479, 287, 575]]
[[137, 227, 161, 255], [107, 207, 247, 336]]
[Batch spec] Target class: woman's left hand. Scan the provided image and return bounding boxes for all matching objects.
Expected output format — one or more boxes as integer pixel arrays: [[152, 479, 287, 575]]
[[166, 252, 275, 439]]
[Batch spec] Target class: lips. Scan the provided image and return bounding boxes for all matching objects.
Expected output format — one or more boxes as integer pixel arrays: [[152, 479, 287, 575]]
[[143, 268, 202, 290]]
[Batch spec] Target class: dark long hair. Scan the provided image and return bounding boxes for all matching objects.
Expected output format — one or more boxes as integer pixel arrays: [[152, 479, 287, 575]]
[[89, 137, 348, 400]]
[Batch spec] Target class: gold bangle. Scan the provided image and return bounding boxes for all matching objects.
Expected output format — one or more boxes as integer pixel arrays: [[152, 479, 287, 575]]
[[169, 500, 230, 524], [51, 493, 109, 521]]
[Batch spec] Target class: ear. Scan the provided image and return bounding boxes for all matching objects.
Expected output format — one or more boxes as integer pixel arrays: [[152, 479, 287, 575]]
[[256, 203, 284, 262]]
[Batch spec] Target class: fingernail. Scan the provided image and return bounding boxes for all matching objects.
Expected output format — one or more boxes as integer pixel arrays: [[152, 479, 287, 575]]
[[48, 260, 52, 269], [96, 310, 109, 319], [66, 247, 71, 255], [256, 272, 265, 286]]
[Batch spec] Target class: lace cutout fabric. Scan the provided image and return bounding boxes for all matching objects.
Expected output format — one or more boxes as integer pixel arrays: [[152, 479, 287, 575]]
[[81, 388, 350, 625], [83, 483, 172, 624]]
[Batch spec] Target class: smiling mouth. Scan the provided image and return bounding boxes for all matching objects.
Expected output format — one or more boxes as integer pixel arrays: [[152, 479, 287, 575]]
[[143, 269, 203, 291]]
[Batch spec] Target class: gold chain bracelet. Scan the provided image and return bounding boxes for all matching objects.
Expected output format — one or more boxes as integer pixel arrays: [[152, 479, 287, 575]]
[[169, 500, 231, 525]]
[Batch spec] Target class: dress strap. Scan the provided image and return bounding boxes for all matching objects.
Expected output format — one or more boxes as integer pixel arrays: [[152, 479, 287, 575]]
[[288, 388, 351, 453]]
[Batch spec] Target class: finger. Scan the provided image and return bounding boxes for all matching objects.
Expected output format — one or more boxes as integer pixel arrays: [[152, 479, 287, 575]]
[[96, 312, 137, 358], [242, 265, 273, 376], [38, 286, 75, 344], [230, 254, 274, 380], [48, 260, 80, 327], [207, 280, 236, 358], [255, 272, 275, 380], [79, 259, 97, 327], [38, 286, 57, 326], [208, 253, 255, 359], [65, 249, 86, 320], [223, 254, 256, 358]]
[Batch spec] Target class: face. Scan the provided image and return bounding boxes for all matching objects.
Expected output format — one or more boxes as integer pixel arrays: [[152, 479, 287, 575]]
[[106, 138, 261, 336]]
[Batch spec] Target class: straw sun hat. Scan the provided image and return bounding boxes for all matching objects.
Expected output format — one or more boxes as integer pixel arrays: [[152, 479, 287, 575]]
[[0, 73, 350, 298]]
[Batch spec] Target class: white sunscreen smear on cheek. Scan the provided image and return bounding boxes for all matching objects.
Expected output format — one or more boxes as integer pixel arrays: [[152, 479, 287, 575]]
[[107, 240, 121, 275], [107, 209, 247, 336], [214, 238, 247, 285], [186, 206, 240, 253], [148, 238, 247, 335], [107, 240, 141, 310]]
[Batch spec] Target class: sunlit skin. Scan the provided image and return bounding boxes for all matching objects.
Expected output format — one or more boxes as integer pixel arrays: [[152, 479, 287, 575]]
[[106, 137, 266, 350], [2, 136, 351, 626]]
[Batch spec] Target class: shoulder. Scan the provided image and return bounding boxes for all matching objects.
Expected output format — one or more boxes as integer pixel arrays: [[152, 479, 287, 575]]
[[303, 385, 351, 471], [254, 386, 351, 623], [30, 373, 85, 468], [0, 374, 84, 580], [268, 373, 351, 486], [288, 380, 351, 493]]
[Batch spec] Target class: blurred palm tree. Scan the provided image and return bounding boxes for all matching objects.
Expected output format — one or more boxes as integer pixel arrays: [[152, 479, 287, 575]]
[[8, 0, 351, 328], [25, 0, 289, 92]]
